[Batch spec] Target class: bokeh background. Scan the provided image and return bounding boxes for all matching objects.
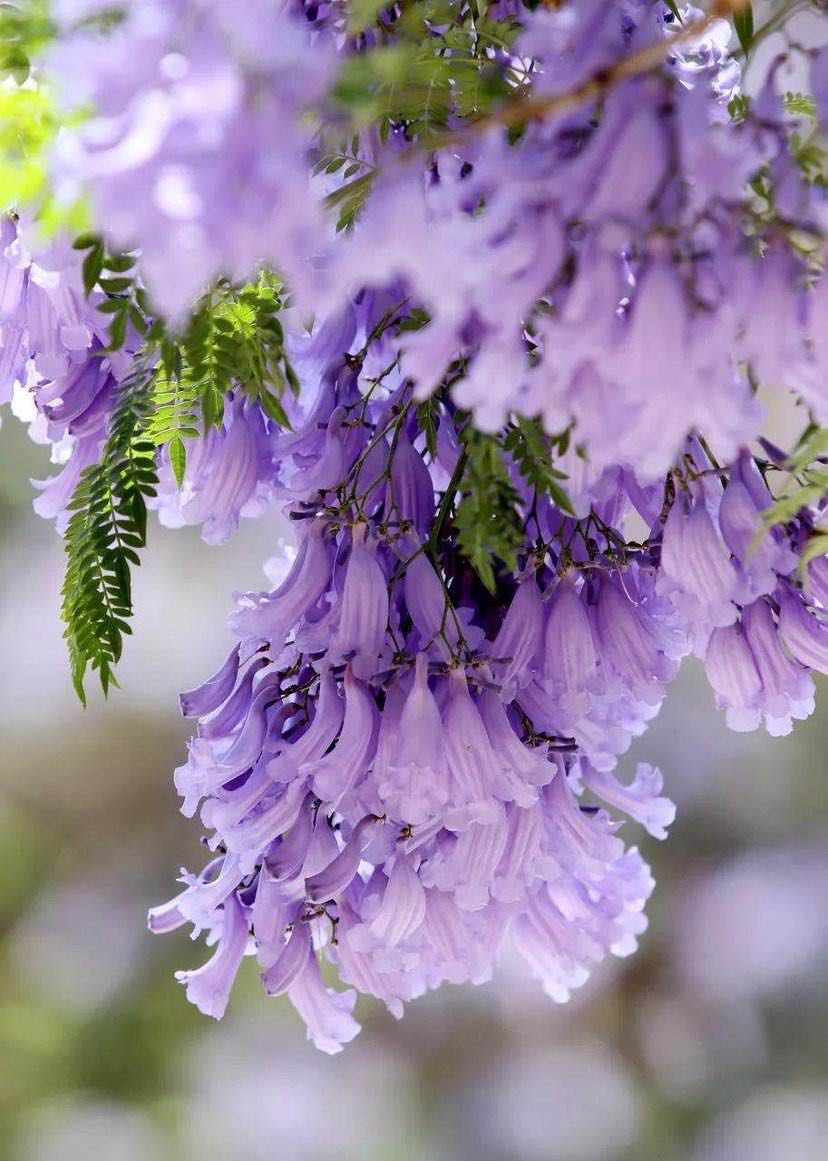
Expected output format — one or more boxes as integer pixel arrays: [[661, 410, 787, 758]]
[[2, 388, 828, 1161]]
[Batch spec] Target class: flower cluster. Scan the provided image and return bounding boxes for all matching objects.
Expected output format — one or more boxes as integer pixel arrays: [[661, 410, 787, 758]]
[[148, 280, 828, 1049], [48, 0, 336, 320], [149, 295, 679, 1051], [0, 0, 827, 1050], [0, 213, 138, 522]]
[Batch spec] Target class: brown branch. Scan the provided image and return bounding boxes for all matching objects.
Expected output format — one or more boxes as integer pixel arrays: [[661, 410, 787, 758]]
[[429, 0, 746, 148]]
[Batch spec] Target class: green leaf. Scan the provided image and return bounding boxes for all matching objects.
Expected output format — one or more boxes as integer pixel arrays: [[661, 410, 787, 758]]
[[503, 416, 574, 515], [168, 434, 187, 488], [348, 0, 387, 34], [787, 424, 828, 472], [733, 1, 754, 57], [81, 243, 104, 295], [143, 273, 296, 460], [799, 530, 828, 573], [61, 364, 159, 703], [455, 430, 523, 592]]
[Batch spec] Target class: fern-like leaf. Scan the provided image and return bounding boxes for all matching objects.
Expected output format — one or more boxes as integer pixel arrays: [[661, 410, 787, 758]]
[[61, 364, 158, 703], [143, 277, 296, 481], [455, 430, 524, 593], [503, 416, 574, 515]]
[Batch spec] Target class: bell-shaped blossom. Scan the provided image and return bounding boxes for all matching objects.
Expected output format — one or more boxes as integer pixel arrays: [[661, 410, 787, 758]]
[[543, 577, 602, 725], [307, 668, 378, 806], [378, 655, 450, 824], [658, 494, 738, 637], [180, 645, 241, 718], [485, 575, 544, 699], [286, 952, 361, 1055], [49, 0, 337, 319], [704, 623, 763, 732], [578, 760, 675, 841], [389, 428, 435, 536], [777, 588, 828, 676], [442, 670, 504, 826], [741, 599, 815, 736], [594, 572, 679, 698], [330, 524, 390, 679], [230, 519, 331, 642], [152, 398, 274, 544], [174, 893, 249, 1020]]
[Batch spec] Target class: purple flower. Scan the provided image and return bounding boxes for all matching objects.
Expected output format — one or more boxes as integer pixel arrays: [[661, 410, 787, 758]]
[[704, 623, 763, 732], [378, 654, 450, 824], [389, 428, 435, 536], [658, 495, 738, 635], [578, 760, 675, 841], [152, 398, 274, 544], [813, 48, 828, 128], [777, 588, 828, 676], [49, 0, 337, 320], [486, 575, 544, 699], [230, 519, 331, 642], [594, 572, 679, 696], [741, 599, 815, 736], [543, 577, 602, 724], [174, 893, 249, 1020], [330, 524, 390, 679], [286, 952, 361, 1055], [307, 667, 377, 806]]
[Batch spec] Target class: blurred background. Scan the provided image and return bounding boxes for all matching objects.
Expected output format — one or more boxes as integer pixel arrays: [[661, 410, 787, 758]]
[[1, 400, 827, 1161]]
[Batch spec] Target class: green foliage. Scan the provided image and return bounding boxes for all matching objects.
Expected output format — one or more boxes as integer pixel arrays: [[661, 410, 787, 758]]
[[0, 85, 55, 211], [761, 469, 828, 530], [733, 1, 754, 57], [60, 271, 297, 700], [728, 92, 750, 122], [146, 277, 297, 484], [72, 234, 148, 350], [0, 0, 52, 84], [789, 130, 828, 188], [69, 244, 297, 487], [315, 135, 377, 231], [331, 0, 520, 143], [455, 429, 524, 593], [347, 0, 387, 35], [786, 423, 828, 473], [799, 528, 828, 571], [753, 426, 828, 568], [452, 417, 575, 590], [784, 91, 817, 120], [61, 365, 158, 704], [503, 416, 574, 515]]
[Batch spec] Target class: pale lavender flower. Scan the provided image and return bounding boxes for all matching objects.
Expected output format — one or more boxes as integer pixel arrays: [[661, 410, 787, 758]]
[[658, 494, 739, 638], [741, 599, 815, 736], [330, 524, 390, 679], [777, 588, 828, 676], [152, 397, 275, 544], [49, 1, 337, 320], [704, 623, 764, 732], [174, 893, 249, 1020]]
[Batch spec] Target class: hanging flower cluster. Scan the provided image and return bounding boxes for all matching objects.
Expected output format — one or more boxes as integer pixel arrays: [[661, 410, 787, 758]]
[[148, 294, 676, 1050], [141, 269, 828, 1048], [1, 0, 827, 1049]]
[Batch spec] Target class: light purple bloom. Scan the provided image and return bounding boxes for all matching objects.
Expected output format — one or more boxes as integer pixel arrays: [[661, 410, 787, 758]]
[[704, 623, 763, 732], [330, 524, 390, 679], [742, 599, 815, 736], [658, 495, 738, 635], [174, 893, 249, 1020]]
